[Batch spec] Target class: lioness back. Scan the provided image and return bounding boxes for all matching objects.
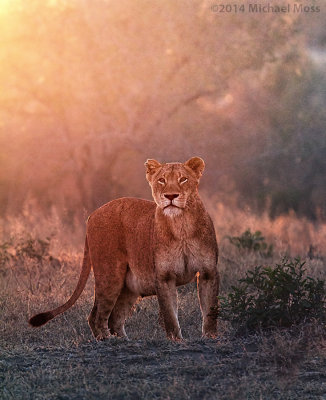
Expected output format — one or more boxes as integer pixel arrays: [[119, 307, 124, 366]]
[[87, 197, 157, 279]]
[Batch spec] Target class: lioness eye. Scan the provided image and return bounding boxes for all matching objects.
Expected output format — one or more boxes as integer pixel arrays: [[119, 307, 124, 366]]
[[158, 178, 166, 185], [179, 177, 188, 184]]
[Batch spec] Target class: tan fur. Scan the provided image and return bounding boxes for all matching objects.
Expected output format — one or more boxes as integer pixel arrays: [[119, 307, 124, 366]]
[[29, 157, 219, 340]]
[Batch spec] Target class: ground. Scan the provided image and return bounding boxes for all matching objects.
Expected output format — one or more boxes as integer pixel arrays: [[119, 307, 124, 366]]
[[2, 336, 326, 400], [1, 229, 326, 399]]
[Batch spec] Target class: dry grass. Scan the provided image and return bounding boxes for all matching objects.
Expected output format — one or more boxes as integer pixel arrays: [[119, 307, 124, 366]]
[[204, 195, 326, 257], [1, 203, 326, 399]]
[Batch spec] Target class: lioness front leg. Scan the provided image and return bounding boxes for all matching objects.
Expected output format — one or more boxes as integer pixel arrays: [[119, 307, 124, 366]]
[[156, 277, 182, 340], [198, 269, 220, 338]]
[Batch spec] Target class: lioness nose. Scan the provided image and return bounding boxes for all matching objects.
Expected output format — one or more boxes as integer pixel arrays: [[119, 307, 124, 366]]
[[164, 194, 179, 201]]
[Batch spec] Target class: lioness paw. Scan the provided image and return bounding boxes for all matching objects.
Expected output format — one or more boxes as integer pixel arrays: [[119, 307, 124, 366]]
[[202, 331, 218, 340], [95, 329, 112, 341]]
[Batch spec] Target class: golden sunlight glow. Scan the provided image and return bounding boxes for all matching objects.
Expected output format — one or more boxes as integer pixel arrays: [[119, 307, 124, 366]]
[[0, 0, 323, 225], [0, 0, 11, 12]]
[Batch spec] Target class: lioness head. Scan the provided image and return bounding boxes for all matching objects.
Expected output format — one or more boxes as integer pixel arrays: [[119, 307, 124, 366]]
[[144, 157, 205, 217]]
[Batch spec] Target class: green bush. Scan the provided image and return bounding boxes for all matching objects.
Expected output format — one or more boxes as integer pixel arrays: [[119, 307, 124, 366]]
[[0, 241, 13, 266], [219, 258, 326, 332], [226, 229, 273, 257], [15, 236, 51, 261], [0, 235, 55, 267]]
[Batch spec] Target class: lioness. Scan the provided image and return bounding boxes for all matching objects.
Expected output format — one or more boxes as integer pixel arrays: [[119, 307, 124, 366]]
[[29, 157, 219, 340]]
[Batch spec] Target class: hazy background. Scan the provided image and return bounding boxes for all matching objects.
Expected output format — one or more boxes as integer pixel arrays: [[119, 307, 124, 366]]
[[0, 0, 325, 225]]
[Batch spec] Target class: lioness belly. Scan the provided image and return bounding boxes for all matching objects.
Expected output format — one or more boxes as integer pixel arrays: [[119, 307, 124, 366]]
[[125, 268, 196, 297], [125, 256, 197, 296], [125, 268, 156, 296]]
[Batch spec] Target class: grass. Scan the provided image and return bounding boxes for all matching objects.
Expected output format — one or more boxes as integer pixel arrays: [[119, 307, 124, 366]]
[[1, 203, 326, 399]]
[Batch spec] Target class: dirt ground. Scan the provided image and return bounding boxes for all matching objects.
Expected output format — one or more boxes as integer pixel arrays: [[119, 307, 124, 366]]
[[2, 336, 326, 400]]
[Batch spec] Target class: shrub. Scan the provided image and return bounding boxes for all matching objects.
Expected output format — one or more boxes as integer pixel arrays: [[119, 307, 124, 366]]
[[218, 258, 326, 332], [0, 234, 57, 268], [15, 236, 51, 262], [226, 229, 273, 257], [0, 241, 13, 266]]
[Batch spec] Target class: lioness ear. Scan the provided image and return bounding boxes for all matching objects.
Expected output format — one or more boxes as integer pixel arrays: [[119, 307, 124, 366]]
[[184, 157, 205, 178], [145, 159, 161, 176]]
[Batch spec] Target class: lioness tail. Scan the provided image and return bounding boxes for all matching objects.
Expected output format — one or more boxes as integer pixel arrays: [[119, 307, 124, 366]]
[[29, 236, 91, 327]]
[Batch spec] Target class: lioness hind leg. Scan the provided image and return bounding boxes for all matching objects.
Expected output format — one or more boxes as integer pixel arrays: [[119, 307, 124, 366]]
[[92, 272, 126, 341], [88, 297, 100, 338], [108, 286, 138, 338]]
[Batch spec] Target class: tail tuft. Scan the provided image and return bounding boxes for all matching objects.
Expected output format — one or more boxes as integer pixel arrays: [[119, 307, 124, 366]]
[[29, 312, 54, 327]]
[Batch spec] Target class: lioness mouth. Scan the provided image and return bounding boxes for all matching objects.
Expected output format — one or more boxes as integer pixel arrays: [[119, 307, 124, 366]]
[[163, 204, 183, 217]]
